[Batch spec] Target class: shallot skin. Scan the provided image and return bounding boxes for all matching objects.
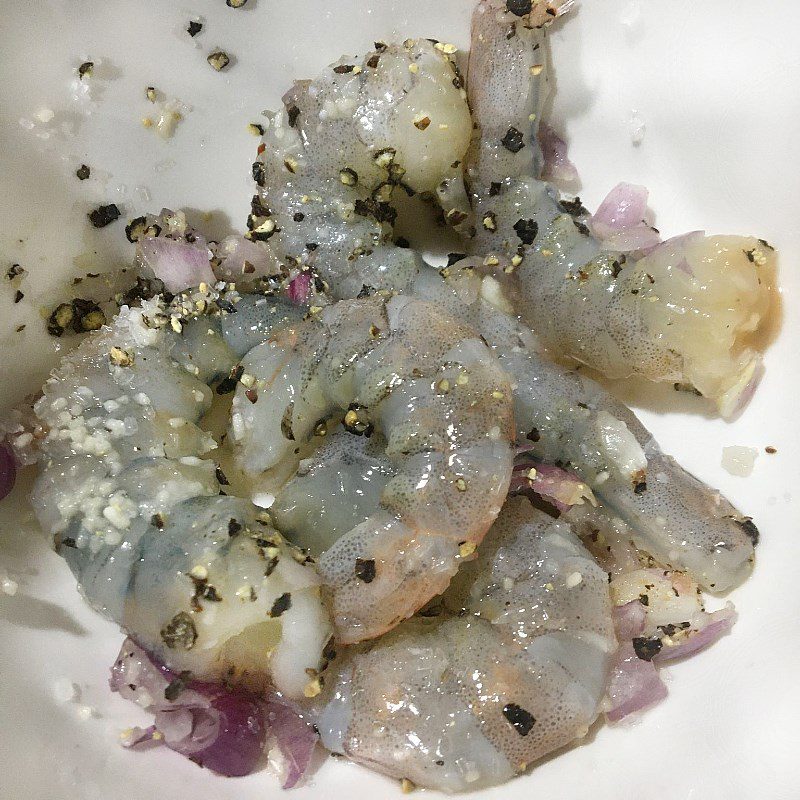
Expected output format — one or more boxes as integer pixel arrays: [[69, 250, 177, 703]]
[[110, 638, 318, 784], [111, 638, 270, 778]]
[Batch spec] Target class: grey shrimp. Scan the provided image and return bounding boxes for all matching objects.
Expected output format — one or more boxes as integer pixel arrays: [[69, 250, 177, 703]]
[[312, 496, 616, 792], [228, 293, 515, 643], [246, 38, 474, 299], [413, 263, 758, 592], [30, 287, 331, 699], [464, 0, 775, 417]]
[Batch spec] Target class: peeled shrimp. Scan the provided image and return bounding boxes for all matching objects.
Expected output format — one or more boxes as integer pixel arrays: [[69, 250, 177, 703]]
[[235, 0, 762, 587], [464, 0, 775, 416], [247, 38, 474, 299], [412, 262, 758, 592], [238, 14, 760, 594], [313, 495, 616, 792], [30, 289, 332, 699], [228, 293, 515, 643]]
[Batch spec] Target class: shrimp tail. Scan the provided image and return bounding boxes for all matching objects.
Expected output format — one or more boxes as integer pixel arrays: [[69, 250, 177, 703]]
[[506, 345, 758, 592]]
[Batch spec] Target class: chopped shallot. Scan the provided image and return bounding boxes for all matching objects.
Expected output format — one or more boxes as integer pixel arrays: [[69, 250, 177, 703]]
[[110, 638, 317, 784], [590, 182, 661, 252], [539, 122, 579, 184]]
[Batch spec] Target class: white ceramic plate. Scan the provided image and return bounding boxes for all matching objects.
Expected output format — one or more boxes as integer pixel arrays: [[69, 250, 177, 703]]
[[1, 1, 798, 798]]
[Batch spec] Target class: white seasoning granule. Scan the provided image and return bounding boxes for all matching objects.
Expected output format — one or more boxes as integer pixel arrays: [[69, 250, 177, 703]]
[[721, 446, 758, 477], [566, 572, 583, 588], [630, 110, 646, 145], [14, 432, 32, 449]]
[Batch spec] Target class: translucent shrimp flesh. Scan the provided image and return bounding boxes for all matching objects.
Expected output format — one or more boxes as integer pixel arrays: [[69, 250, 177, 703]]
[[228, 293, 516, 643], [30, 289, 332, 699], [463, 0, 776, 417], [312, 496, 616, 792], [232, 0, 761, 594], [247, 38, 474, 299], [412, 262, 758, 592], [567, 501, 738, 722]]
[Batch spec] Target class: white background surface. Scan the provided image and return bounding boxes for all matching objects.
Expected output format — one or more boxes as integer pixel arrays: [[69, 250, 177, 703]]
[[1, 1, 798, 798]]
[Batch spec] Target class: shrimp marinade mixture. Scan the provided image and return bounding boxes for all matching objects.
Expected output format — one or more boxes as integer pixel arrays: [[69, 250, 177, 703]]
[[1, 0, 776, 793]]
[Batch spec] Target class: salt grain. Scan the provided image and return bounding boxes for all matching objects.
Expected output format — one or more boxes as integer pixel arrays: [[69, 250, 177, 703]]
[[566, 571, 583, 588], [620, 1, 641, 27]]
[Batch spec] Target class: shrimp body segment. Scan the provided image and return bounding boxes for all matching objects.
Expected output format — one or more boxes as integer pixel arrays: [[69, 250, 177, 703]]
[[249, 38, 474, 299], [230, 294, 516, 644], [313, 496, 615, 792]]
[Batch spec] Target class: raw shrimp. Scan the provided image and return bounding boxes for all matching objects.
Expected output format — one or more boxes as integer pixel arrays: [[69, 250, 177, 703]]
[[247, 38, 474, 299], [566, 502, 738, 722], [236, 1, 760, 589], [228, 293, 515, 643], [464, 0, 776, 417], [30, 286, 332, 699], [136, 233, 755, 597], [411, 262, 758, 592], [312, 495, 616, 792]]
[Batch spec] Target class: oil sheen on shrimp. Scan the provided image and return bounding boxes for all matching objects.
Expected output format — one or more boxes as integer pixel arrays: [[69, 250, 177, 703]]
[[312, 496, 615, 792], [411, 262, 758, 592], [228, 293, 515, 643], [246, 37, 474, 299], [30, 287, 331, 699], [464, 0, 775, 417]]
